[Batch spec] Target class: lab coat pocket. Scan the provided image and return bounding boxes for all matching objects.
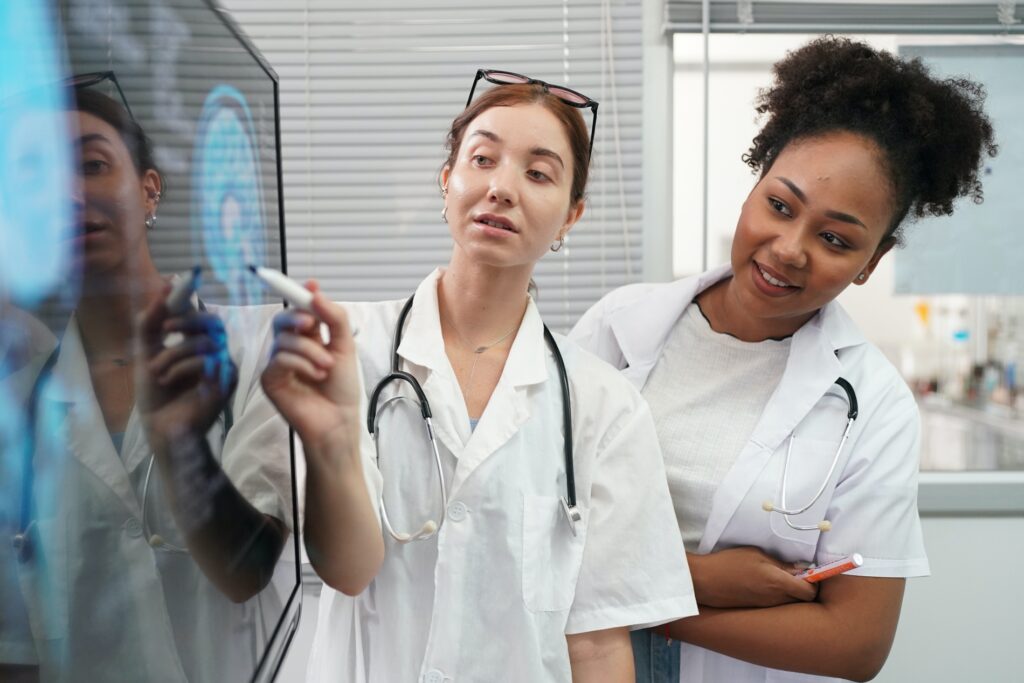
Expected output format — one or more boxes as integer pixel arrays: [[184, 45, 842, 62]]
[[768, 437, 842, 546], [521, 494, 588, 612]]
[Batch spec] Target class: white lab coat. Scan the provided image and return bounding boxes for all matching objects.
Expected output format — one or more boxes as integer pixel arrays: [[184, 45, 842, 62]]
[[5, 303, 291, 682], [1, 308, 55, 667], [570, 265, 930, 683], [307, 269, 698, 683]]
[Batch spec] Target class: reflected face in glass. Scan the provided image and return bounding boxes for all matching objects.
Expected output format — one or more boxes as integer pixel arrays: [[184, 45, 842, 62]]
[[70, 110, 157, 276], [727, 131, 895, 337], [441, 103, 583, 271]]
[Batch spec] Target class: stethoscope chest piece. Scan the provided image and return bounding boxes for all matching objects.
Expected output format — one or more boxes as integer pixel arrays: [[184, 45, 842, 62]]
[[11, 525, 33, 563], [560, 497, 581, 537]]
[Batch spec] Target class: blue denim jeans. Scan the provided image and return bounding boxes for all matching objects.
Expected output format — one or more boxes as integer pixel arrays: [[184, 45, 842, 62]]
[[632, 628, 680, 683]]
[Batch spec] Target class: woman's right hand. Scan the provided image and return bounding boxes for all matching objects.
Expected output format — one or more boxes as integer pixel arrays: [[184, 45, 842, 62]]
[[261, 281, 362, 451], [688, 547, 818, 609]]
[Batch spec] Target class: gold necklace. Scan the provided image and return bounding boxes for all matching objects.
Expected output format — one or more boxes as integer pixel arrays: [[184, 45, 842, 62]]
[[441, 306, 522, 411]]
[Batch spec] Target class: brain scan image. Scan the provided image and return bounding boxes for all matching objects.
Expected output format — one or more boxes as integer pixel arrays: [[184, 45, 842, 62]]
[[191, 85, 266, 305]]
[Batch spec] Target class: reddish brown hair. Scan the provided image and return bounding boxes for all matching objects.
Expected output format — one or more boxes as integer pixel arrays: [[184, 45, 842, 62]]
[[443, 83, 591, 206]]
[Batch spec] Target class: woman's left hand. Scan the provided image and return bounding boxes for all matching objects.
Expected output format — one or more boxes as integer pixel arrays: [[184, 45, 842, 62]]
[[137, 283, 238, 448]]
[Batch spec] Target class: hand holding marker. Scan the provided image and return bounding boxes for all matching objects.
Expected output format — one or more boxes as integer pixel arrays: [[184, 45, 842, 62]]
[[799, 553, 863, 583], [249, 265, 360, 340], [164, 265, 202, 314], [248, 265, 314, 312]]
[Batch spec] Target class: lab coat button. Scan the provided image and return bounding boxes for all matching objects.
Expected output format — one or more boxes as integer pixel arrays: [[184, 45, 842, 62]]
[[11, 533, 32, 563], [447, 501, 467, 522], [424, 669, 445, 683], [125, 518, 143, 538]]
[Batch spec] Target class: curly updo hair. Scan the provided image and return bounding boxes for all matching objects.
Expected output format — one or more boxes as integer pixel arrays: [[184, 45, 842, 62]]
[[743, 36, 997, 247]]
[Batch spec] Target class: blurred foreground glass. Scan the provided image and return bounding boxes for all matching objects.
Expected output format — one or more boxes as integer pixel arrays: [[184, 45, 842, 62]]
[[1, 1, 299, 682]]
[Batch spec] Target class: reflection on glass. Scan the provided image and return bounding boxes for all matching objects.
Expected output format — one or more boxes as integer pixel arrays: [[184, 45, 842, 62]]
[[2, 3, 75, 681], [2, 1, 298, 681], [0, 1, 74, 306], [193, 85, 267, 306]]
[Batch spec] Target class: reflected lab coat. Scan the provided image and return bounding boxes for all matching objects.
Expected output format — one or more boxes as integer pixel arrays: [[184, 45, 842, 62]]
[[5, 304, 290, 683], [307, 269, 698, 683], [570, 265, 930, 683]]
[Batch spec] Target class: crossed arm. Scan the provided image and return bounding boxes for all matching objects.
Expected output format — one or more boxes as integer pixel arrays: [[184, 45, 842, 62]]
[[665, 548, 904, 682]]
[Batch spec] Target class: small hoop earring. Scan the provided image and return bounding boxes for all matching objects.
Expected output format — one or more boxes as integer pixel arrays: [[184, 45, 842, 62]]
[[857, 273, 867, 282], [441, 205, 448, 223], [145, 214, 157, 229], [550, 237, 564, 252]]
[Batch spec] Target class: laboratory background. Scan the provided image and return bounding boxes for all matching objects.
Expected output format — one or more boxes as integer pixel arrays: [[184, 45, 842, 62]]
[[0, 0, 1021, 681]]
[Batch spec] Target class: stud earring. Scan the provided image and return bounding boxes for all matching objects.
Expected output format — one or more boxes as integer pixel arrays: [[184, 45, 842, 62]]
[[857, 273, 867, 282]]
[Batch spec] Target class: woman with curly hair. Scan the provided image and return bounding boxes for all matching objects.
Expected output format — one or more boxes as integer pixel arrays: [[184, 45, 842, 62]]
[[571, 36, 996, 683]]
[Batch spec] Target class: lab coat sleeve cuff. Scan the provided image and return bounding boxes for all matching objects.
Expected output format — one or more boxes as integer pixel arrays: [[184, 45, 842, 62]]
[[246, 490, 288, 526], [817, 551, 931, 578], [564, 594, 699, 635]]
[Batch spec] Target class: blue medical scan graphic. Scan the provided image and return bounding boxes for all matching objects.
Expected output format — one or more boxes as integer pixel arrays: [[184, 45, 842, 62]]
[[1, 7, 76, 667], [0, 1, 74, 308], [191, 85, 267, 306], [2, 3, 72, 617]]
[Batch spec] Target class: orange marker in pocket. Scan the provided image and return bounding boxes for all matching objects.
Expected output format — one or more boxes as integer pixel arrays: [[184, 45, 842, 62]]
[[800, 553, 863, 583]]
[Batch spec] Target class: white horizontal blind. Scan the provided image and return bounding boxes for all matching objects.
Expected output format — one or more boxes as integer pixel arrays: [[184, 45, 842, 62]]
[[666, 0, 1024, 33], [221, 0, 643, 331]]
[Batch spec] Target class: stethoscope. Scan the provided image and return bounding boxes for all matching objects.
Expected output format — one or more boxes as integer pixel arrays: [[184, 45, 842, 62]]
[[12, 299, 233, 562], [762, 377, 858, 532], [366, 295, 581, 543]]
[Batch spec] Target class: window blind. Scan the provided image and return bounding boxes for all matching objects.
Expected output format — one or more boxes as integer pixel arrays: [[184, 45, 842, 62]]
[[221, 0, 644, 332], [665, 0, 1024, 33]]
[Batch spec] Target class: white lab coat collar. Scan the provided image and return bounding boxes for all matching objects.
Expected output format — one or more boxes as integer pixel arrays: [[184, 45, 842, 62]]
[[394, 269, 450, 374], [608, 264, 729, 388], [40, 315, 143, 518], [396, 268, 548, 388], [393, 268, 549, 494], [608, 264, 865, 394]]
